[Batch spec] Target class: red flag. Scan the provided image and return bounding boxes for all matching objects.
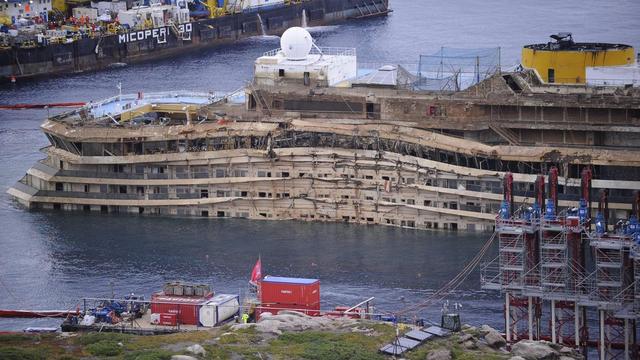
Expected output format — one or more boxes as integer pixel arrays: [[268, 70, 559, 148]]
[[250, 257, 262, 285]]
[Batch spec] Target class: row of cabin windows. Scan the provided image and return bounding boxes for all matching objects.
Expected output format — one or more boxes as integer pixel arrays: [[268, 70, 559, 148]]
[[53, 182, 462, 209]]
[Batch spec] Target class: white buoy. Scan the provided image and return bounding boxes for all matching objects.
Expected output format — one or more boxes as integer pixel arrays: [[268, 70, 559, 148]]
[[280, 27, 313, 61]]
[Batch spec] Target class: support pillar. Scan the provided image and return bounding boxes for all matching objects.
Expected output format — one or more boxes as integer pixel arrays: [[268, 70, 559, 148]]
[[505, 292, 511, 342], [624, 318, 629, 360], [551, 300, 556, 344], [574, 303, 579, 347], [600, 310, 605, 360], [528, 296, 533, 341]]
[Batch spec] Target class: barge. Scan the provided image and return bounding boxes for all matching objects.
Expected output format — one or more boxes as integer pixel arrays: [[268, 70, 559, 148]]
[[0, 0, 390, 81], [7, 30, 640, 232]]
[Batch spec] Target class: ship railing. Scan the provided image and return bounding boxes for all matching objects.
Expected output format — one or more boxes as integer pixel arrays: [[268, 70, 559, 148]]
[[262, 46, 356, 57], [35, 190, 142, 200], [57, 169, 145, 180], [88, 90, 220, 110]]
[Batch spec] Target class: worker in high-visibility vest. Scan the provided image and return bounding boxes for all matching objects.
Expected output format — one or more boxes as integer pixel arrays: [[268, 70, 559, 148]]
[[241, 313, 249, 324]]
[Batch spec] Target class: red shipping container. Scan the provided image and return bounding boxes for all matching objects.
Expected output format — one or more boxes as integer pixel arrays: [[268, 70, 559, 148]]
[[256, 302, 321, 319], [159, 313, 177, 326], [260, 276, 320, 306], [150, 293, 211, 326]]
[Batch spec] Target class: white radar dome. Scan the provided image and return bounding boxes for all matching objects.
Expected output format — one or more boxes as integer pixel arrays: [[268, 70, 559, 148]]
[[280, 27, 313, 60]]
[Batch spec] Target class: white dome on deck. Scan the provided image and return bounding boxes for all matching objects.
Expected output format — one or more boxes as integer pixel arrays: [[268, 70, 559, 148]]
[[280, 27, 313, 61]]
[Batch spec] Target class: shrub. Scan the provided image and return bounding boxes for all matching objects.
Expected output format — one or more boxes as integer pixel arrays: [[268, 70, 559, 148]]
[[85, 341, 123, 357], [76, 332, 131, 346], [123, 349, 174, 360], [0, 347, 48, 360]]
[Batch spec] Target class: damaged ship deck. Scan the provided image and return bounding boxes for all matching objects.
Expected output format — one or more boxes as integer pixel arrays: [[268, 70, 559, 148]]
[[8, 59, 640, 232]]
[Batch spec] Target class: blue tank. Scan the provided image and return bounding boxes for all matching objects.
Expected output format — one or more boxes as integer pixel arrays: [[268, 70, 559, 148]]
[[499, 200, 510, 220], [578, 199, 588, 223], [595, 212, 606, 235], [544, 199, 555, 220], [626, 216, 639, 235], [531, 203, 541, 220]]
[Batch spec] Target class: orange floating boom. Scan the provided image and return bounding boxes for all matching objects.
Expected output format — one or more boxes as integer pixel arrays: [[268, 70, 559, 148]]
[[0, 102, 86, 110], [0, 309, 76, 318]]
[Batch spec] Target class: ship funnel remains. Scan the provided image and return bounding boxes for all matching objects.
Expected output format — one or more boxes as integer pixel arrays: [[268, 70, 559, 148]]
[[280, 27, 313, 61]]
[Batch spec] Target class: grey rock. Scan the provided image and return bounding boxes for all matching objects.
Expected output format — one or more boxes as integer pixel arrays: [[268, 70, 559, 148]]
[[511, 340, 559, 360], [484, 330, 507, 349], [458, 333, 474, 343], [171, 356, 198, 360], [559, 347, 573, 354], [426, 349, 452, 360], [463, 340, 477, 350], [480, 324, 499, 334], [185, 344, 206, 356]]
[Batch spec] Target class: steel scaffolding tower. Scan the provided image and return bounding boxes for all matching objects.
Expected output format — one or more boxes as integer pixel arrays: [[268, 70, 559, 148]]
[[480, 168, 640, 359]]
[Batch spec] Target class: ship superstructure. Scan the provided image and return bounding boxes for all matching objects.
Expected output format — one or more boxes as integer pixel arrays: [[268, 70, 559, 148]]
[[8, 30, 640, 232]]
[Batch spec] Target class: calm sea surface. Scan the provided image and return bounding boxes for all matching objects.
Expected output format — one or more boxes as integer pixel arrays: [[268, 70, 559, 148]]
[[0, 0, 638, 330]]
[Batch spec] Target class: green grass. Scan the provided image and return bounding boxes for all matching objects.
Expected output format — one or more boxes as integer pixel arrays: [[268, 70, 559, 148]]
[[268, 331, 386, 360], [122, 349, 174, 360], [0, 320, 514, 360], [85, 340, 124, 357], [0, 347, 50, 360], [75, 332, 132, 346]]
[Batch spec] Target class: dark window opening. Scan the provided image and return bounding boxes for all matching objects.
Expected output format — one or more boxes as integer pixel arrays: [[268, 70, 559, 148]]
[[83, 205, 91, 212], [138, 207, 144, 214], [548, 68, 555, 83], [201, 189, 209, 198], [201, 210, 209, 217], [119, 186, 127, 194], [101, 205, 108, 213], [303, 71, 310, 86], [278, 69, 285, 77], [53, 203, 61, 210], [217, 211, 225, 217], [55, 183, 63, 191]]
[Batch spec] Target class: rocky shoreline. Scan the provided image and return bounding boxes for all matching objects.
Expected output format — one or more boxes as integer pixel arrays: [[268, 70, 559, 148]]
[[0, 312, 586, 359]]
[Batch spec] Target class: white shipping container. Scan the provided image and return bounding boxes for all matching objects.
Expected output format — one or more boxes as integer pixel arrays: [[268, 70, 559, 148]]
[[199, 294, 240, 327]]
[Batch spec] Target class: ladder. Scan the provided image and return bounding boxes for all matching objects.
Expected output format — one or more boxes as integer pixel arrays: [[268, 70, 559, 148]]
[[352, 1, 389, 19]]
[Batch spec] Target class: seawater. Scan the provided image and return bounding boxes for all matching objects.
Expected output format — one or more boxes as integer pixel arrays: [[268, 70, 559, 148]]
[[1, 0, 639, 330]]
